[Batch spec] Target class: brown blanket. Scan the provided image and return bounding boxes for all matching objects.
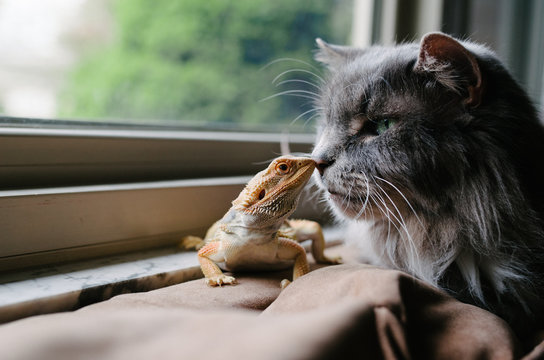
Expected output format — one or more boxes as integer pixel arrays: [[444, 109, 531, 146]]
[[1, 264, 542, 360]]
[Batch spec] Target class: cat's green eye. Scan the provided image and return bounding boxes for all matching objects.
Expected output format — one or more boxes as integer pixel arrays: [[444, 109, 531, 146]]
[[375, 118, 397, 135]]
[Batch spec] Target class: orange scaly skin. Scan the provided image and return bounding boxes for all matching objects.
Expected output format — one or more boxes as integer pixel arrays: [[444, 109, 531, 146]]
[[181, 155, 340, 288]]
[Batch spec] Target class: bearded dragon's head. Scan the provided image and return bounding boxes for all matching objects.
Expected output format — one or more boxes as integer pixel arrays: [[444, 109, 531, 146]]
[[232, 156, 315, 225]]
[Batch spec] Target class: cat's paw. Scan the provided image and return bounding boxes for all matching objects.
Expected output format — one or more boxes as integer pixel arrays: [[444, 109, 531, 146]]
[[205, 275, 237, 287]]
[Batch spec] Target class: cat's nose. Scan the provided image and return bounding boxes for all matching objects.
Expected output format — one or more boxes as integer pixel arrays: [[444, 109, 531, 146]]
[[314, 157, 333, 176]]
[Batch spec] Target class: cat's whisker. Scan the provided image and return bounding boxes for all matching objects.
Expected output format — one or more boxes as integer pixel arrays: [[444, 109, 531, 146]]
[[261, 57, 323, 73], [371, 183, 403, 227], [267, 89, 320, 98], [275, 79, 322, 90], [373, 180, 413, 236], [342, 181, 356, 214], [354, 194, 366, 220], [303, 112, 323, 127], [368, 194, 376, 220], [289, 107, 321, 125], [354, 173, 371, 219], [343, 177, 367, 217], [259, 90, 319, 103], [375, 176, 424, 229], [371, 184, 417, 264], [271, 68, 325, 85], [364, 190, 376, 221], [369, 192, 395, 255], [372, 191, 416, 269], [334, 189, 349, 213], [373, 179, 422, 273], [291, 108, 323, 126], [357, 193, 374, 221], [369, 189, 387, 220]]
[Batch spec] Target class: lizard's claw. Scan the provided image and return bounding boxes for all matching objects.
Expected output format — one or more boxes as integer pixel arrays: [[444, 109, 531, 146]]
[[317, 254, 343, 265], [205, 275, 237, 287], [280, 279, 291, 289]]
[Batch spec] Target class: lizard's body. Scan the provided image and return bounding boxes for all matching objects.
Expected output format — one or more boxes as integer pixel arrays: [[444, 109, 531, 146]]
[[182, 156, 340, 287]]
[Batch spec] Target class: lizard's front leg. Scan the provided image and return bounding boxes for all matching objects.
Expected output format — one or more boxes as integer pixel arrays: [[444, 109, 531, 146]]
[[277, 237, 310, 289], [197, 242, 237, 286], [180, 221, 222, 251], [286, 219, 341, 264]]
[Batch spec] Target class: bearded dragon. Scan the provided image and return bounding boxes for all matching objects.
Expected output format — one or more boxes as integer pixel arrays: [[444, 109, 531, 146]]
[[181, 155, 340, 288]]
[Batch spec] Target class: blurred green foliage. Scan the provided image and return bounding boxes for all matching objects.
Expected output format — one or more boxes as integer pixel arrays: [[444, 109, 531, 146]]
[[59, 0, 351, 127]]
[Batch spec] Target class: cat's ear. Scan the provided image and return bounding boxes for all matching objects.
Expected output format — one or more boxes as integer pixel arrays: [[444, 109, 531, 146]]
[[414, 32, 483, 107], [314, 38, 360, 70]]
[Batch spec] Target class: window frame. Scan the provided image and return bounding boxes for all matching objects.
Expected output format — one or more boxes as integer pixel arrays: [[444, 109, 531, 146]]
[[0, 116, 315, 189]]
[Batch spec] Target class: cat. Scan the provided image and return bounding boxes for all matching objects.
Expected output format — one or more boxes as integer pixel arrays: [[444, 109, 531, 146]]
[[310, 32, 544, 338]]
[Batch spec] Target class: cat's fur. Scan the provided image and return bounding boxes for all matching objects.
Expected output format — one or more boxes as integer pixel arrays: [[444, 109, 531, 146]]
[[311, 33, 544, 337]]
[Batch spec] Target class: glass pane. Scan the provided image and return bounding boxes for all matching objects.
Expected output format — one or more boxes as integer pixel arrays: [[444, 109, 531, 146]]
[[441, 0, 544, 110], [0, 0, 353, 131]]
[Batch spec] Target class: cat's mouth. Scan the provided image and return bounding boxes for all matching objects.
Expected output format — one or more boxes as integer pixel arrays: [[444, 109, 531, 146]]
[[328, 190, 344, 199], [318, 176, 375, 218], [327, 190, 368, 219], [325, 186, 377, 220], [327, 189, 355, 206]]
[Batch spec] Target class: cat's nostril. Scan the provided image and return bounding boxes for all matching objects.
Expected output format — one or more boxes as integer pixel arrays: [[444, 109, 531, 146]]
[[314, 158, 333, 176]]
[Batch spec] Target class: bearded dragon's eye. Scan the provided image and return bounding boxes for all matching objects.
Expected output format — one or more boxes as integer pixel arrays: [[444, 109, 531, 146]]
[[258, 189, 266, 200], [276, 162, 290, 174]]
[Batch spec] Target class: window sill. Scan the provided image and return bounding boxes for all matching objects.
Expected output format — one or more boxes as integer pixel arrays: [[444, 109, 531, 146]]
[[0, 177, 251, 272], [0, 246, 202, 324], [0, 227, 344, 324]]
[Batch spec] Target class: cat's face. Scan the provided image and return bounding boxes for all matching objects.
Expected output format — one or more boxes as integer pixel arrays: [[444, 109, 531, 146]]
[[312, 34, 483, 222]]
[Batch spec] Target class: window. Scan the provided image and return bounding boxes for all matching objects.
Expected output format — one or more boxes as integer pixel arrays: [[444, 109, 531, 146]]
[[0, 0, 352, 127]]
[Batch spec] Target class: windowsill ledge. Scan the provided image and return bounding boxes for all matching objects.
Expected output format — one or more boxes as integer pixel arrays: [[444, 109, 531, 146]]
[[0, 227, 345, 324], [0, 247, 202, 324]]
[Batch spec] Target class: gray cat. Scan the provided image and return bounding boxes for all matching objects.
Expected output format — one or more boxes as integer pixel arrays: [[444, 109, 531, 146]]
[[311, 32, 544, 338]]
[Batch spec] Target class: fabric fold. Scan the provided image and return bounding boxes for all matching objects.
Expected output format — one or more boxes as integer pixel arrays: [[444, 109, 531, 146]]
[[0, 264, 532, 359]]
